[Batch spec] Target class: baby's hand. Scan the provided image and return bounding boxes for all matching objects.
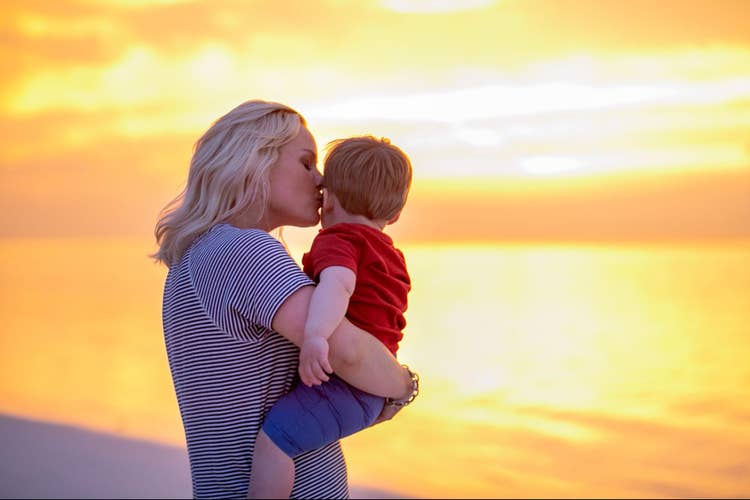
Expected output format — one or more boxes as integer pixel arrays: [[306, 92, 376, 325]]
[[299, 336, 332, 387]]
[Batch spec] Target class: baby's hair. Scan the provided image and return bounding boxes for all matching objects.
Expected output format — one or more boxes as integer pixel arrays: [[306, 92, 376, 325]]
[[323, 136, 412, 221]]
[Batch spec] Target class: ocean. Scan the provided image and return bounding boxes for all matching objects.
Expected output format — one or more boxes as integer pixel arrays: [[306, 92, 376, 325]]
[[0, 237, 748, 498]]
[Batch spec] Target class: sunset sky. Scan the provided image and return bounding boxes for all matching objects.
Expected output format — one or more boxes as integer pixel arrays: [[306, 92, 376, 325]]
[[1, 0, 749, 241], [1, 4, 749, 497]]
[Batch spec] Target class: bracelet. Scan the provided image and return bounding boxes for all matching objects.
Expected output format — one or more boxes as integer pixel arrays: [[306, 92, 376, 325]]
[[384, 364, 420, 408]]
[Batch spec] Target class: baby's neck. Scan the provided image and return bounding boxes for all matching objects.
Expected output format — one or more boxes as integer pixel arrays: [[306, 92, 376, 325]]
[[322, 211, 385, 231]]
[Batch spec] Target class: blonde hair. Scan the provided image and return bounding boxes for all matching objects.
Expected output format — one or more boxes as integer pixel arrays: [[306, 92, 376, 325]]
[[153, 100, 305, 266], [323, 136, 412, 221]]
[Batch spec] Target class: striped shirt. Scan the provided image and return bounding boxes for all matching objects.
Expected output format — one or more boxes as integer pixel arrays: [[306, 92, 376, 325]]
[[162, 223, 350, 499]]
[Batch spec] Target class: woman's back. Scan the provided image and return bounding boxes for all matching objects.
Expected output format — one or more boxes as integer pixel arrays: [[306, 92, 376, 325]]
[[162, 224, 349, 498]]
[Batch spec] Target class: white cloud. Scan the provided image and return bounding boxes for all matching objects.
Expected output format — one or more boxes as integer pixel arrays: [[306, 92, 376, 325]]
[[307, 77, 750, 124]]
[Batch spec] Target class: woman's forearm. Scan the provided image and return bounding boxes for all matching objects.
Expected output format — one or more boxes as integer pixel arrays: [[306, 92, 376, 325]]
[[328, 318, 411, 399], [272, 285, 411, 399]]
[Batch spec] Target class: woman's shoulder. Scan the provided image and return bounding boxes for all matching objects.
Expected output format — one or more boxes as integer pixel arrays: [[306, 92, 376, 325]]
[[209, 223, 276, 243], [201, 223, 281, 250], [192, 224, 289, 268]]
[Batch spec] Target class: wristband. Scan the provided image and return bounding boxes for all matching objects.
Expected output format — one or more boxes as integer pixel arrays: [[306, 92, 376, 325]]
[[384, 364, 420, 408]]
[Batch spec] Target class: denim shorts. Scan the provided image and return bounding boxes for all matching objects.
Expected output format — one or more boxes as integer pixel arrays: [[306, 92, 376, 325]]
[[262, 374, 385, 458]]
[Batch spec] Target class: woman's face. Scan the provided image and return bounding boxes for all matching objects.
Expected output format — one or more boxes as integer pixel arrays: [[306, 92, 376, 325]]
[[263, 125, 323, 230]]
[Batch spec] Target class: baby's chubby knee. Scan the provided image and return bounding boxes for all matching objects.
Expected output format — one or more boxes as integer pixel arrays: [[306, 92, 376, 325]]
[[328, 329, 364, 368]]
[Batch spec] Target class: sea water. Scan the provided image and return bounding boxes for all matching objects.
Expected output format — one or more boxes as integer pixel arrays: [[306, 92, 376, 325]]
[[1, 238, 748, 497]]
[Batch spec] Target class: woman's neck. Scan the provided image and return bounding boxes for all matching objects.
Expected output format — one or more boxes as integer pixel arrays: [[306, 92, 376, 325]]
[[226, 212, 274, 232]]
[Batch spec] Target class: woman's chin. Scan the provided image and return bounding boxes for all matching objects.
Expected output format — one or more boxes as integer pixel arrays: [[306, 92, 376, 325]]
[[298, 213, 321, 228]]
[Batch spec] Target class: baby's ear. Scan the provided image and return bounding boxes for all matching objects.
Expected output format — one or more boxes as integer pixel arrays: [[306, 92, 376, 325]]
[[322, 188, 334, 211], [387, 212, 401, 225]]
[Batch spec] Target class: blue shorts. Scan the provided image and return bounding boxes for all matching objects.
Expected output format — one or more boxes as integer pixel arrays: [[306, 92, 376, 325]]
[[262, 374, 385, 458]]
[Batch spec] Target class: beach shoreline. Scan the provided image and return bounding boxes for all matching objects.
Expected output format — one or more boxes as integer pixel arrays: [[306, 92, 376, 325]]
[[0, 413, 409, 499]]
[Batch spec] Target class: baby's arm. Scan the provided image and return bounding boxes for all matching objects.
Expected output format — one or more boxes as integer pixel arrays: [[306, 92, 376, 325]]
[[299, 265, 356, 386]]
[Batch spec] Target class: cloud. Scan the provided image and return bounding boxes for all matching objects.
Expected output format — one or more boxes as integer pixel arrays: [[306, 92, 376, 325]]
[[1, 1, 750, 239], [306, 74, 750, 123], [4, 0, 750, 112]]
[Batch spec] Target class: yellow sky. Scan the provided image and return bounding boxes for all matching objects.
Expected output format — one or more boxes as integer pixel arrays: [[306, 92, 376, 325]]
[[1, 0, 749, 240]]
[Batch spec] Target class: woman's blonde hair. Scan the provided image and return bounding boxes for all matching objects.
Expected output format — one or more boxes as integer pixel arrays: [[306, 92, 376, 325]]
[[323, 136, 412, 221], [152, 99, 305, 266]]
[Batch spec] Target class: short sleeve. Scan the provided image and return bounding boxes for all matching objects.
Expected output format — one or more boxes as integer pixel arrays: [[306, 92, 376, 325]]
[[191, 229, 313, 343], [302, 226, 364, 281]]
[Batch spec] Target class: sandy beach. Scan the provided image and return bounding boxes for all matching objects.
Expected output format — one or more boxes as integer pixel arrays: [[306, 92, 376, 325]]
[[0, 413, 408, 499]]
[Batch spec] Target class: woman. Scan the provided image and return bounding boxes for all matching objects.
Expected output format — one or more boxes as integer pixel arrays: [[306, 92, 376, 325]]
[[152, 99, 417, 499]]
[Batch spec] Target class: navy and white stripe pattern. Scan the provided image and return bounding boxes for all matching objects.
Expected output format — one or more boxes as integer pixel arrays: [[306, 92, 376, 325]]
[[162, 223, 350, 499]]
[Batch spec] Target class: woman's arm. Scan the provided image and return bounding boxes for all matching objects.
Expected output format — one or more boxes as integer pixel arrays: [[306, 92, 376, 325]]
[[272, 285, 412, 400]]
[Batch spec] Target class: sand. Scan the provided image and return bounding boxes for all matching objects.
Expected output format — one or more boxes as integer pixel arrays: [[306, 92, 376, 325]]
[[0, 413, 406, 499]]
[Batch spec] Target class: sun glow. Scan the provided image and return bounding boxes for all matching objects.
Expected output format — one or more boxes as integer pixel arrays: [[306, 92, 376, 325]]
[[519, 156, 586, 176], [380, 0, 498, 14]]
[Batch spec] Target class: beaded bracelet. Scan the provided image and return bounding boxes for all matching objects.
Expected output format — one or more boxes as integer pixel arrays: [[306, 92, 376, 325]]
[[384, 364, 420, 408]]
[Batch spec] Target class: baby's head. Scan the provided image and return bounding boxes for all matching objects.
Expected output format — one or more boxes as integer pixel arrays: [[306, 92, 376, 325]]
[[322, 135, 412, 224]]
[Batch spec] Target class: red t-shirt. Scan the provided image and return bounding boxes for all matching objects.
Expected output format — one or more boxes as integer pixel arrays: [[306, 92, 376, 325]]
[[302, 223, 411, 355]]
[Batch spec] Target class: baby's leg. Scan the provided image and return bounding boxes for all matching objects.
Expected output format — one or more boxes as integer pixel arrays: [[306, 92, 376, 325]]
[[247, 429, 293, 499], [265, 375, 384, 453], [249, 375, 384, 498]]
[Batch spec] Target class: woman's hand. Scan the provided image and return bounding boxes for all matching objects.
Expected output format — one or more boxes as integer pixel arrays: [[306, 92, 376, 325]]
[[372, 364, 420, 426], [298, 336, 332, 386], [372, 403, 404, 425]]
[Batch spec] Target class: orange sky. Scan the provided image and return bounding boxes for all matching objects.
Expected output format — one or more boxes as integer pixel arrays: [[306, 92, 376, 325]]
[[1, 0, 749, 241]]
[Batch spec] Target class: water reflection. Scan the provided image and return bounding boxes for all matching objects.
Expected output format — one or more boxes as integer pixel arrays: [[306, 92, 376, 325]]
[[0, 239, 748, 497]]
